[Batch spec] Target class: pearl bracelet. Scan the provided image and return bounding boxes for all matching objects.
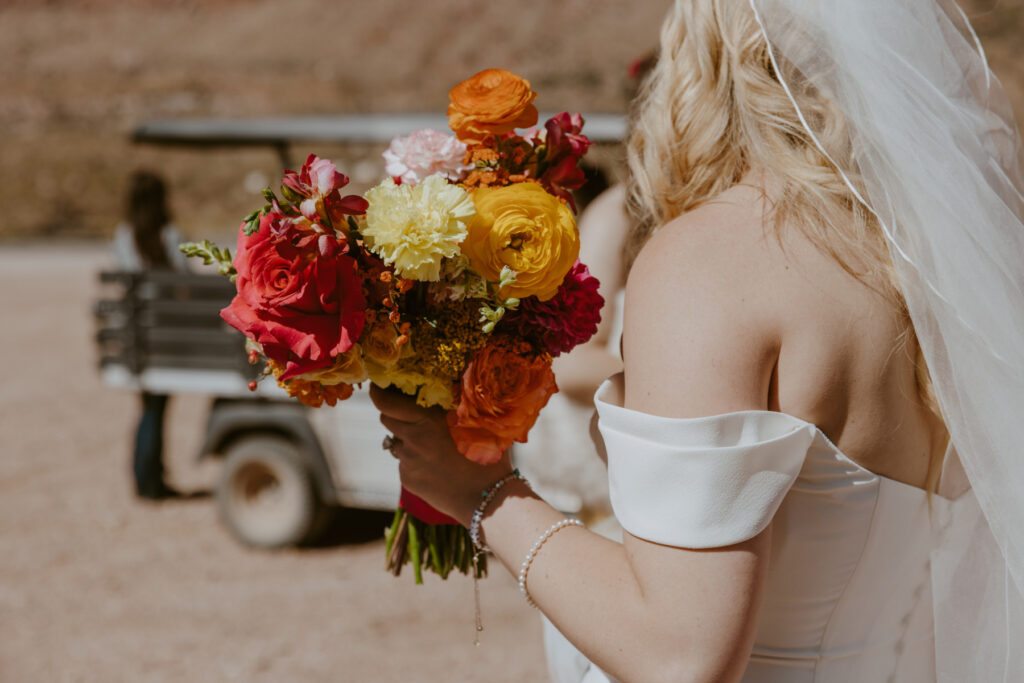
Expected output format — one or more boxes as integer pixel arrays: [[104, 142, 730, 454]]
[[469, 469, 529, 552], [518, 518, 584, 608]]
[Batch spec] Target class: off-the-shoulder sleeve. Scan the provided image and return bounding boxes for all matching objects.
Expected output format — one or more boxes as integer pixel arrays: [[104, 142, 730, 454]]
[[594, 374, 815, 549]]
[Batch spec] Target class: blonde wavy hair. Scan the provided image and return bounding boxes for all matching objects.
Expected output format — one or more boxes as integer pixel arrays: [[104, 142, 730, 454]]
[[626, 0, 946, 490]]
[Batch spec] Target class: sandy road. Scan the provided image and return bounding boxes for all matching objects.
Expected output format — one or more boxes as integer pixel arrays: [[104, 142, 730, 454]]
[[0, 243, 547, 682]]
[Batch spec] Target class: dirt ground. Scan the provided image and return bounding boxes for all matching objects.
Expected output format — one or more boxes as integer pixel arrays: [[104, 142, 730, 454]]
[[0, 243, 555, 682]]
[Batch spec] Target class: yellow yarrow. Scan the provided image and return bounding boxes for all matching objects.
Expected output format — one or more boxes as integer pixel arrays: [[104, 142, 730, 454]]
[[363, 174, 475, 281], [412, 300, 489, 379]]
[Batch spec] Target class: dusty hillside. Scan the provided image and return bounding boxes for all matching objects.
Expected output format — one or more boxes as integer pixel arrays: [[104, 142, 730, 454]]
[[0, 0, 667, 240], [2, 0, 1021, 241]]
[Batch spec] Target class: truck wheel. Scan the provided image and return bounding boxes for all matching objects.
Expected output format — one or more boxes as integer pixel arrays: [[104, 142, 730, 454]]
[[217, 435, 323, 549]]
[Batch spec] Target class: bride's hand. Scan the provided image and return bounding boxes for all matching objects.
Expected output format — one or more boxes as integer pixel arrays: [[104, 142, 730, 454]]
[[369, 385, 513, 526]]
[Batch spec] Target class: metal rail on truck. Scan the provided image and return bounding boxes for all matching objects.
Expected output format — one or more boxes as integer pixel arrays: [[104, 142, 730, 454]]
[[132, 112, 627, 167]]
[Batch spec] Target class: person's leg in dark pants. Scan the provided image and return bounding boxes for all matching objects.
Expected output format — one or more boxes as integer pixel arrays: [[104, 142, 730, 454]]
[[133, 393, 175, 499]]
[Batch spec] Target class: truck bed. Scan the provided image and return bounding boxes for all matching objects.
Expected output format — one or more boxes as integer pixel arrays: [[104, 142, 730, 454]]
[[94, 269, 284, 398]]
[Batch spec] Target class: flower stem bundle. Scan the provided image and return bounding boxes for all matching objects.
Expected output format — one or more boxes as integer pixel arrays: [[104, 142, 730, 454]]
[[385, 509, 486, 584]]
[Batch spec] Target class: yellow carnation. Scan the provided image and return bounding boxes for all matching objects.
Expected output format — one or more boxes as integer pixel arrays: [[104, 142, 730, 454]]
[[461, 183, 579, 301], [362, 174, 475, 281]]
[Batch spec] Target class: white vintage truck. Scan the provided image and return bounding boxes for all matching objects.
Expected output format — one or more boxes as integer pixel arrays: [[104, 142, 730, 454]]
[[95, 267, 400, 548]]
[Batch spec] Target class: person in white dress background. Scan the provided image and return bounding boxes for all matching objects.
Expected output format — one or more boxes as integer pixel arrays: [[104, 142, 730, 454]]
[[512, 56, 653, 537], [111, 170, 189, 499], [511, 175, 627, 526], [371, 0, 1024, 681]]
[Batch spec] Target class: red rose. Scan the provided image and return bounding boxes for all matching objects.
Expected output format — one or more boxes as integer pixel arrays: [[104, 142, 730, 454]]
[[545, 111, 591, 158], [221, 211, 366, 380]]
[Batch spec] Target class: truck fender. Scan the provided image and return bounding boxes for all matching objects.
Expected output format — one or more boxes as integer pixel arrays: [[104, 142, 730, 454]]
[[199, 398, 338, 505]]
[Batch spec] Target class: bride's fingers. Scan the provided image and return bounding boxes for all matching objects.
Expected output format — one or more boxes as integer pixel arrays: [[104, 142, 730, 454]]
[[380, 414, 439, 450], [380, 415, 410, 441]]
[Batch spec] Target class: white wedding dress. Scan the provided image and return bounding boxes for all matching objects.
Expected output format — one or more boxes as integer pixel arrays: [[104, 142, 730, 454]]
[[545, 373, 942, 682]]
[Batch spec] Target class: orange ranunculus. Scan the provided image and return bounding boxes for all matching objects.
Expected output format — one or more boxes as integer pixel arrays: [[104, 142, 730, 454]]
[[446, 336, 557, 465], [447, 69, 539, 144]]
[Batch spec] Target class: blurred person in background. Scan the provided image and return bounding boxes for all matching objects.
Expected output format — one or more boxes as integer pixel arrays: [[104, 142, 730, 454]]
[[512, 163, 623, 528], [112, 170, 189, 500], [514, 54, 656, 537]]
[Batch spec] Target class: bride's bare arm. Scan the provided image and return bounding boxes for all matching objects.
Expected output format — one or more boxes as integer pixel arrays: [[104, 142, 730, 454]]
[[372, 199, 781, 683]]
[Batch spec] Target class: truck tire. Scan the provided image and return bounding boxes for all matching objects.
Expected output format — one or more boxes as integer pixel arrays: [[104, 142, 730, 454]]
[[216, 434, 324, 549]]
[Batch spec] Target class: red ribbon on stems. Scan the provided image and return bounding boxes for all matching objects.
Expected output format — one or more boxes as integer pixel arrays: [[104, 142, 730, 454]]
[[399, 488, 460, 526]]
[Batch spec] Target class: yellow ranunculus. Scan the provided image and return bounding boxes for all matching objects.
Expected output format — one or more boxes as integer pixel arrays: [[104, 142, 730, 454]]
[[366, 360, 455, 410], [362, 174, 475, 282], [461, 183, 579, 301], [416, 377, 457, 410]]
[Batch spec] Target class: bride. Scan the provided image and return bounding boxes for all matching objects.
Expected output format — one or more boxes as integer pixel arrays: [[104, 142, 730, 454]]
[[371, 0, 1024, 680]]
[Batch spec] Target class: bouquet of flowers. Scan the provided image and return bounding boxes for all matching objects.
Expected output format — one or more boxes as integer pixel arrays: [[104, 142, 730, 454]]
[[182, 68, 604, 583]]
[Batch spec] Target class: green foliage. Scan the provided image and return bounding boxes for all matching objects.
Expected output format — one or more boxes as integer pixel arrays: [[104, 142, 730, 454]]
[[179, 240, 237, 280], [241, 209, 262, 236], [478, 267, 520, 333], [239, 186, 284, 236]]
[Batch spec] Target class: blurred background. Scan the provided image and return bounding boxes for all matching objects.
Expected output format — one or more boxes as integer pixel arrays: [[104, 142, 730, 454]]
[[1, 0, 1021, 681], [1, 0, 671, 242]]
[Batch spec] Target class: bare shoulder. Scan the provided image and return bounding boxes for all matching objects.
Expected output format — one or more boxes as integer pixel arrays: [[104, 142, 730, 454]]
[[624, 181, 924, 477], [628, 186, 788, 300], [623, 185, 786, 417]]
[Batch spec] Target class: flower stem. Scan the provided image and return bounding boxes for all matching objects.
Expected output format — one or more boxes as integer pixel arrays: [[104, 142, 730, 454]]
[[426, 525, 445, 578], [408, 519, 424, 585]]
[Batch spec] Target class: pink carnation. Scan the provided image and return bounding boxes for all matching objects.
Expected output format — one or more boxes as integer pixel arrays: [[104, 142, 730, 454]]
[[383, 129, 472, 185], [504, 260, 603, 357]]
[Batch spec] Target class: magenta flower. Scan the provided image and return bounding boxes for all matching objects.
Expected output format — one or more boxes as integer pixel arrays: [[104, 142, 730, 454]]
[[537, 112, 592, 211], [281, 154, 369, 227], [503, 259, 604, 357], [545, 112, 591, 158]]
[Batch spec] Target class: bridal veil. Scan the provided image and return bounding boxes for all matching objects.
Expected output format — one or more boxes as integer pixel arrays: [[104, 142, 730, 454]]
[[747, 0, 1024, 679]]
